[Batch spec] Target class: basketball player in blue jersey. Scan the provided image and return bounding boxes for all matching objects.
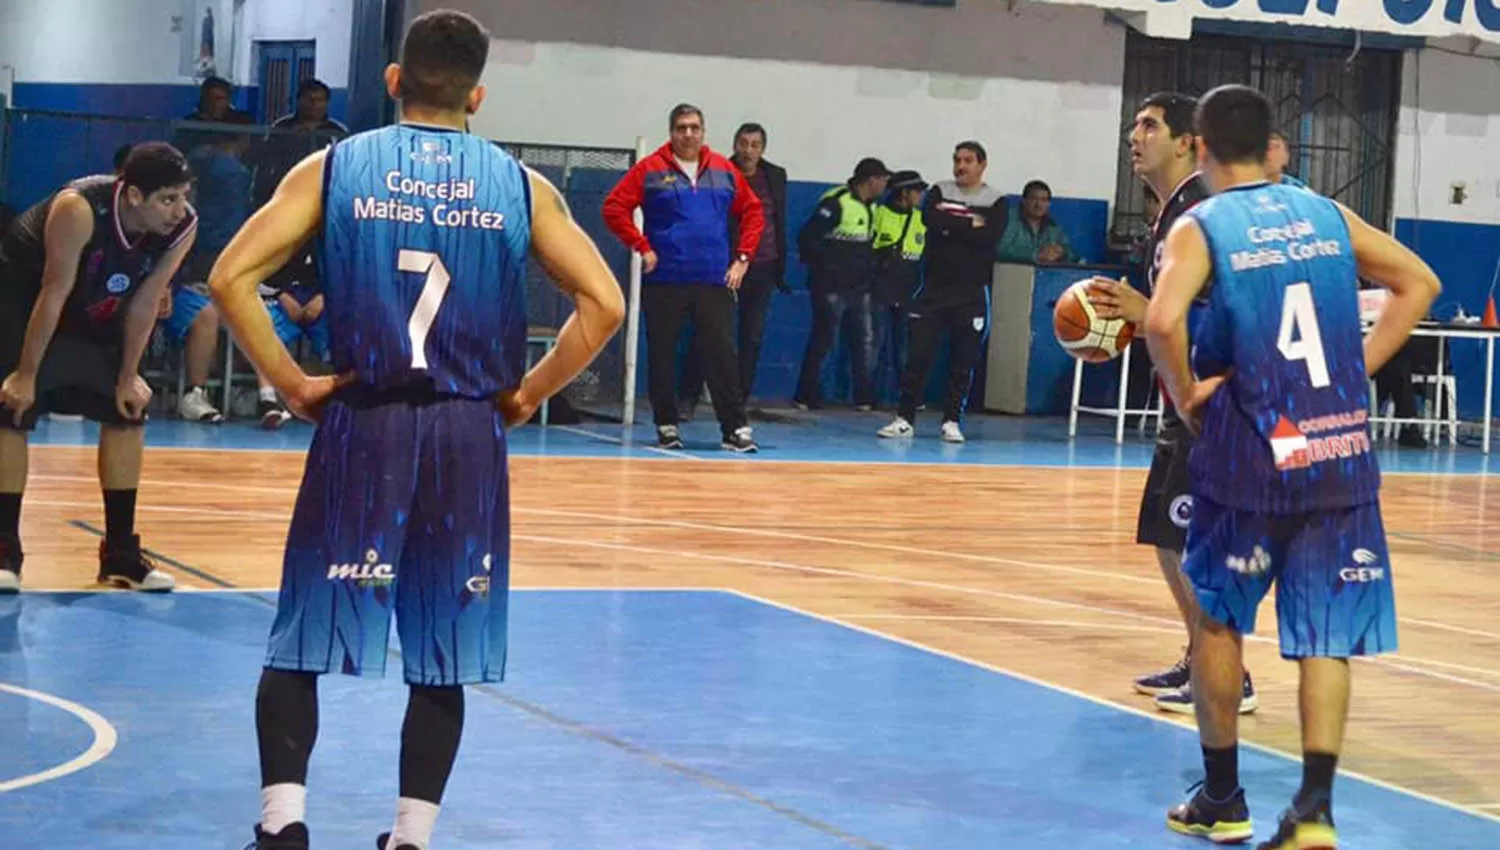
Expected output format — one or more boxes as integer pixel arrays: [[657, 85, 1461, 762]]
[[207, 10, 626, 850], [1144, 84, 1439, 849]]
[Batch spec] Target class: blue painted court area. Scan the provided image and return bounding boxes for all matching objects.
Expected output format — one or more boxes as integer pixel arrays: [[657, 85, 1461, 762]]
[[1, 589, 1497, 849], [25, 410, 1499, 474]]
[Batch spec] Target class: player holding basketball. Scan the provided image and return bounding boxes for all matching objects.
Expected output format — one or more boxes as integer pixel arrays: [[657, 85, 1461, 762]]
[[1089, 92, 1257, 715], [1145, 84, 1438, 847], [208, 10, 625, 850], [0, 143, 195, 593]]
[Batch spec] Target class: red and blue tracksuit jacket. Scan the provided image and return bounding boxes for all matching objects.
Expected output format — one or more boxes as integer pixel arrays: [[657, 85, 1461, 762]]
[[602, 142, 764, 285]]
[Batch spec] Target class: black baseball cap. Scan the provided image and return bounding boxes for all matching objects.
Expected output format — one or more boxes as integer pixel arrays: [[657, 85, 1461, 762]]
[[887, 170, 926, 191], [853, 157, 891, 181]]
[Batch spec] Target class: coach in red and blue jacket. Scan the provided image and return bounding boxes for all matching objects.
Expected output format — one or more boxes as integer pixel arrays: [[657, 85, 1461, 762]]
[[602, 103, 765, 453]]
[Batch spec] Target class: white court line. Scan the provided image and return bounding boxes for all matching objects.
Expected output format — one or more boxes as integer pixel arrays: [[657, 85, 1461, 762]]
[[512, 532, 1500, 694], [30, 474, 1162, 587], [550, 425, 703, 461], [29, 438, 1495, 477], [32, 499, 1500, 689], [838, 614, 1185, 635], [726, 589, 1500, 828], [0, 682, 118, 793]]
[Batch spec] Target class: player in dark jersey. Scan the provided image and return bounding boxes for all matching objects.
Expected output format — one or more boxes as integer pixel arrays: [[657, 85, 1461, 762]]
[[0, 143, 196, 593], [1146, 84, 1438, 849], [208, 11, 625, 850], [1089, 92, 1257, 715]]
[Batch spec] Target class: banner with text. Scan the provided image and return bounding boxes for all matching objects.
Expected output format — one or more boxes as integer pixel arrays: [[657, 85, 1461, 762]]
[[1036, 0, 1500, 42]]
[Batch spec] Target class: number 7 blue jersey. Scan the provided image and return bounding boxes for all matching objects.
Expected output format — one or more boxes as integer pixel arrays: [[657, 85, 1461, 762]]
[[1187, 182, 1379, 514], [320, 123, 531, 397]]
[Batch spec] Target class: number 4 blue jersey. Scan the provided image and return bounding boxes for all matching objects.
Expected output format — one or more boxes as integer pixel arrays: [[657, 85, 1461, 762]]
[[320, 123, 531, 397], [1187, 182, 1379, 514]]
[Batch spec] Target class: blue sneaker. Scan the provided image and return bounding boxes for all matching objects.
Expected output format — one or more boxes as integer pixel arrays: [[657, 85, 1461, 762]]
[[1155, 671, 1258, 715], [1256, 805, 1337, 850], [1167, 782, 1255, 844], [1134, 652, 1191, 696]]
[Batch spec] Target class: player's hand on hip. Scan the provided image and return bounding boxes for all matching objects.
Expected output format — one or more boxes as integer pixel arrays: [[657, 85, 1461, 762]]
[[495, 387, 538, 429], [1, 371, 37, 425], [725, 258, 749, 290], [1086, 277, 1149, 324], [1180, 371, 1232, 436], [114, 375, 153, 422], [642, 250, 658, 274], [285, 372, 354, 424]]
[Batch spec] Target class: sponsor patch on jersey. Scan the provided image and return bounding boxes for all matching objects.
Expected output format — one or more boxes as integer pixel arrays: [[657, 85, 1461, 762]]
[[105, 273, 131, 294]]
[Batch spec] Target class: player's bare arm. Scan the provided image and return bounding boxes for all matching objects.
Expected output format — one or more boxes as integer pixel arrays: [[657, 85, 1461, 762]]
[[116, 221, 195, 420], [500, 167, 626, 426], [0, 191, 93, 423], [1335, 202, 1441, 376], [208, 150, 348, 421], [1144, 217, 1223, 426]]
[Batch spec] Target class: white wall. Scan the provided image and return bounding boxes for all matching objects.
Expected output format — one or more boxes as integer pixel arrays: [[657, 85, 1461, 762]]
[[234, 0, 354, 88], [445, 0, 1126, 197], [1392, 46, 1500, 225], [0, 0, 235, 85]]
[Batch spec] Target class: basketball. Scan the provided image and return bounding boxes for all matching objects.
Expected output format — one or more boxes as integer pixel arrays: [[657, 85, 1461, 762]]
[[1053, 279, 1135, 363]]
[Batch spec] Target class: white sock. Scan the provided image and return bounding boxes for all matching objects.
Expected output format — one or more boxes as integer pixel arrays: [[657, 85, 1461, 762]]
[[387, 797, 441, 849], [261, 783, 306, 835], [259, 385, 278, 402]]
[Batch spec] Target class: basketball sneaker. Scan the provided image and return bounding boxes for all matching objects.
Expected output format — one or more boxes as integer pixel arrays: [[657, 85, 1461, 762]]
[[179, 386, 224, 423], [657, 425, 683, 450], [876, 416, 913, 438], [376, 832, 419, 850], [1155, 671, 1258, 715], [1134, 651, 1191, 696], [259, 399, 292, 430], [0, 535, 22, 594], [244, 822, 309, 849], [940, 421, 965, 443], [97, 535, 175, 592], [1167, 782, 1255, 844], [1256, 805, 1337, 850], [721, 426, 759, 453]]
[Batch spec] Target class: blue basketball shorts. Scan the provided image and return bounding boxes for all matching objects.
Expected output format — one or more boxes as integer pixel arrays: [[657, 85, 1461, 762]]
[[264, 393, 511, 686], [1181, 497, 1397, 659]]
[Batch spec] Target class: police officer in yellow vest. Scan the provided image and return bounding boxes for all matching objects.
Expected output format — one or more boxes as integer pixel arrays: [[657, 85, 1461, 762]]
[[870, 170, 927, 403], [793, 157, 889, 410]]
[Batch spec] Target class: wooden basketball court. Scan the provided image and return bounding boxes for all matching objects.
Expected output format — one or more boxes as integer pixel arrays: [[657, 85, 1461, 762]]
[[16, 441, 1500, 815]]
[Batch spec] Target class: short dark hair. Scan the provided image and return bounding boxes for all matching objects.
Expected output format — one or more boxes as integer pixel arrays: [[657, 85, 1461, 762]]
[[398, 10, 490, 111], [669, 103, 703, 128], [734, 122, 767, 145], [1196, 84, 1272, 166], [955, 140, 987, 163], [297, 78, 331, 99], [113, 144, 134, 173], [1022, 179, 1052, 199], [1139, 91, 1198, 139], [121, 142, 192, 197]]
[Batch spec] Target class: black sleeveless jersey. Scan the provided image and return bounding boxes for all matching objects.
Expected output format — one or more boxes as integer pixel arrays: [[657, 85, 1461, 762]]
[[0, 176, 196, 341], [1145, 172, 1210, 295], [1143, 172, 1209, 432]]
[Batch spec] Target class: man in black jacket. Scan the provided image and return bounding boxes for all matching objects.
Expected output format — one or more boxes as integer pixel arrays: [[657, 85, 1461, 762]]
[[679, 122, 789, 413], [877, 141, 1005, 443]]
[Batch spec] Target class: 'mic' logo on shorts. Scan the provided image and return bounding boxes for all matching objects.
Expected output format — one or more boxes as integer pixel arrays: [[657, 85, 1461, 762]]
[[327, 549, 394, 584], [1225, 545, 1271, 577]]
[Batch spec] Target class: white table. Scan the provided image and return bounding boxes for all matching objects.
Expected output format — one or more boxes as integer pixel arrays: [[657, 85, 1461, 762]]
[[1067, 322, 1500, 454]]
